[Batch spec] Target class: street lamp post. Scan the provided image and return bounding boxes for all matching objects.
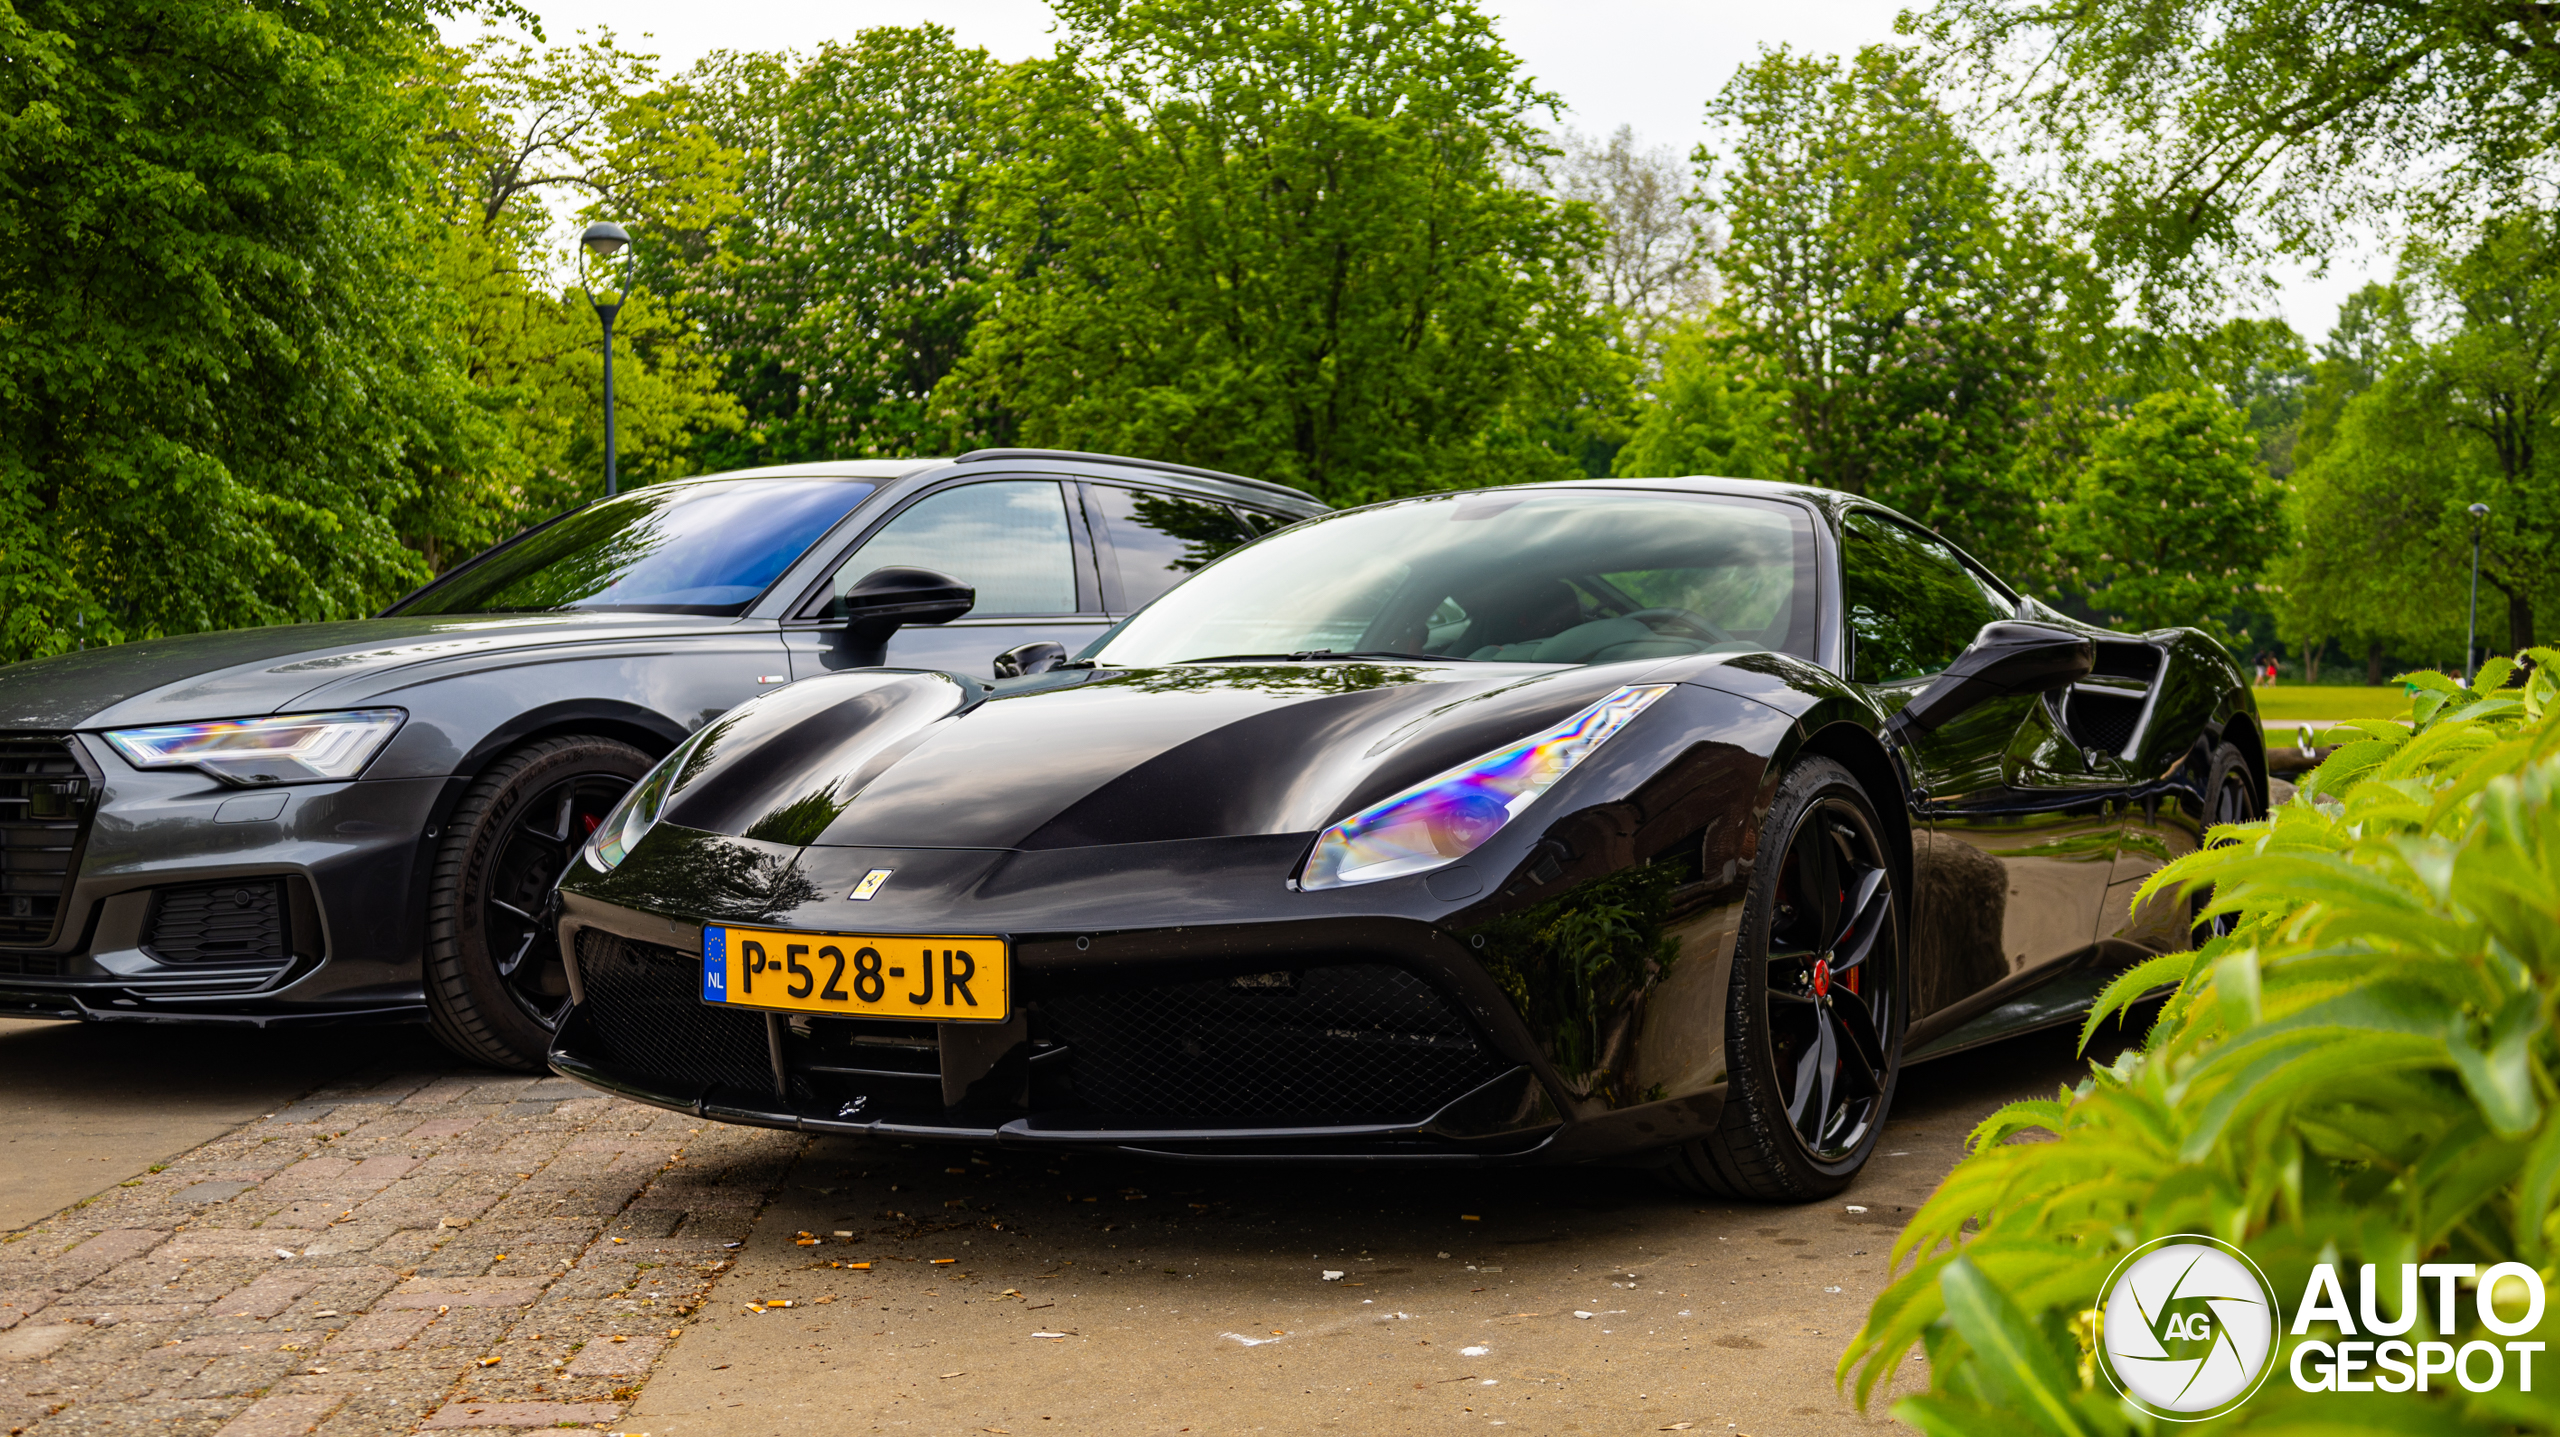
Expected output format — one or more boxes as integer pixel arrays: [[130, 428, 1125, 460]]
[[579, 221, 633, 497], [2467, 502, 2490, 685]]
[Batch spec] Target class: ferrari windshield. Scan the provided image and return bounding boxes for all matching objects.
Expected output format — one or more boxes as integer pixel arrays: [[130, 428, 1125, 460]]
[[397, 479, 875, 617], [1087, 488, 1819, 668]]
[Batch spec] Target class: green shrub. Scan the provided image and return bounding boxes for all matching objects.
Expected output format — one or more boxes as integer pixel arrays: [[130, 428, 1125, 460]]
[[1840, 653, 2560, 1434]]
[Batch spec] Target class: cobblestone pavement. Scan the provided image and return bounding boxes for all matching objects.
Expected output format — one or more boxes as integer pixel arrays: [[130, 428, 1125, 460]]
[[0, 1063, 801, 1437]]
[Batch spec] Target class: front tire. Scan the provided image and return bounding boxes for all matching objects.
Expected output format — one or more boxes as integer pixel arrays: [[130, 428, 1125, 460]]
[[1666, 756, 1905, 1201], [424, 735, 652, 1071]]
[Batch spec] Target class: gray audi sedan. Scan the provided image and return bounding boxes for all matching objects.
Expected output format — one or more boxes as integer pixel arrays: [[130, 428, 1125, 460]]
[[0, 450, 1320, 1068]]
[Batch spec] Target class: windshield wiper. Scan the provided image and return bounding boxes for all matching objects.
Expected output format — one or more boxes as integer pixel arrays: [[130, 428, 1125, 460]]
[[1174, 649, 1467, 664]]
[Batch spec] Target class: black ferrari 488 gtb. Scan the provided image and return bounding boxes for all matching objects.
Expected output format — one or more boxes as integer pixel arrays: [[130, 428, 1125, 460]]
[[550, 478, 2261, 1200]]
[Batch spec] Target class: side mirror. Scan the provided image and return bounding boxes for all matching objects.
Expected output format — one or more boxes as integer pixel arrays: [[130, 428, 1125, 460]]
[[994, 641, 1068, 679], [1888, 621, 2092, 734], [806, 566, 975, 668]]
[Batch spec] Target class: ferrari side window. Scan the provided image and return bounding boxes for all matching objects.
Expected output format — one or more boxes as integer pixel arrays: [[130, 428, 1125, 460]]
[[1841, 511, 2010, 683], [1093, 485, 1260, 610], [829, 480, 1077, 617]]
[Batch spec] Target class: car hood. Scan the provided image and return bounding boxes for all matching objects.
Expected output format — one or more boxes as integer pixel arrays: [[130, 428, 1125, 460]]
[[0, 613, 756, 731], [654, 658, 1704, 853]]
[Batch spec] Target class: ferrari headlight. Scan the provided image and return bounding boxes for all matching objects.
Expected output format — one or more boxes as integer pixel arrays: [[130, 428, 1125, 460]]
[[1300, 684, 1672, 890], [583, 726, 711, 873], [104, 710, 405, 785]]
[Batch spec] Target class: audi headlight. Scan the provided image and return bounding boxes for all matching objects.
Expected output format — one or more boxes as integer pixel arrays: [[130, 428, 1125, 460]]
[[104, 710, 406, 785], [583, 727, 711, 873], [1300, 684, 1672, 890]]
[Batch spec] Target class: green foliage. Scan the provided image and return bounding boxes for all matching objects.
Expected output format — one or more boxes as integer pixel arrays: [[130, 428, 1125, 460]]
[[1841, 654, 2560, 1433], [1610, 323, 1793, 481], [934, 0, 1616, 506], [417, 27, 745, 558], [0, 0, 499, 662], [2116, 318, 2313, 480], [2275, 364, 2473, 666], [2270, 286, 2418, 670], [2050, 390, 2285, 644], [2273, 219, 2560, 659], [1916, 0, 2560, 311], [653, 29, 999, 467], [1699, 46, 2076, 573]]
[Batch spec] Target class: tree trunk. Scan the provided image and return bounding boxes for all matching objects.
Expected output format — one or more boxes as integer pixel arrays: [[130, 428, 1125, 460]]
[[2304, 640, 2322, 685], [2366, 638, 2386, 685], [2508, 591, 2533, 655]]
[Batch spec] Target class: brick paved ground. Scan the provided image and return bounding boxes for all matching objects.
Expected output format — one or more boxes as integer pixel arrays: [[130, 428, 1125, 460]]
[[0, 1064, 802, 1437]]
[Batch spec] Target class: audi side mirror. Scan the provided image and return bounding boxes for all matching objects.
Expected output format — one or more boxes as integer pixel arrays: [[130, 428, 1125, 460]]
[[803, 566, 975, 668], [994, 641, 1068, 679], [1889, 621, 2093, 734]]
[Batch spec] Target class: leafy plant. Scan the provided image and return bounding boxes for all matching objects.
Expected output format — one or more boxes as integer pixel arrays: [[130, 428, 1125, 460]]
[[1841, 653, 2560, 1433]]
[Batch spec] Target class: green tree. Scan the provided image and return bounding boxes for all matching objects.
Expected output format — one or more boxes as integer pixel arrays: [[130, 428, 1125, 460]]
[[0, 0, 504, 661], [1609, 323, 1792, 481], [935, 0, 1617, 505], [652, 29, 999, 468], [1916, 0, 2560, 306], [1699, 46, 2075, 571], [2117, 317, 2313, 477], [2274, 369, 2470, 676], [2274, 220, 2560, 658], [2268, 285, 2414, 680], [417, 27, 745, 560], [2051, 389, 2284, 643]]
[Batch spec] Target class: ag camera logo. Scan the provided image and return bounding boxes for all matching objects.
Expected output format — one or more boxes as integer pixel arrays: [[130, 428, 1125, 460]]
[[2095, 1235, 2281, 1420]]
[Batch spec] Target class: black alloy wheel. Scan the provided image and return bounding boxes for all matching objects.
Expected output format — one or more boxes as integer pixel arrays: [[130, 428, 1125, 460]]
[[424, 735, 653, 1071], [2193, 740, 2261, 943], [1667, 756, 1904, 1201]]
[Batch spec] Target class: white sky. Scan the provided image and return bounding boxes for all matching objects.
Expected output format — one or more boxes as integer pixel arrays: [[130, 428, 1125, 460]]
[[460, 0, 2375, 341]]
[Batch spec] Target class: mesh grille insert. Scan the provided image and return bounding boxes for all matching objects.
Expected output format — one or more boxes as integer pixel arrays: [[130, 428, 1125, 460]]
[[146, 880, 289, 967], [2066, 690, 2144, 756], [573, 929, 774, 1099], [0, 736, 87, 946], [1037, 964, 1507, 1123]]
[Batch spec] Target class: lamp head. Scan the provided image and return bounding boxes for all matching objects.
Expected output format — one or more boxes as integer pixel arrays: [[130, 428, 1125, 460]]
[[580, 221, 631, 259], [2469, 502, 2491, 518]]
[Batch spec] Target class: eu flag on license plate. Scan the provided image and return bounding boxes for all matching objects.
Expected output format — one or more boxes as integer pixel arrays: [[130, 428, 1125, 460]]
[[700, 926, 727, 1001]]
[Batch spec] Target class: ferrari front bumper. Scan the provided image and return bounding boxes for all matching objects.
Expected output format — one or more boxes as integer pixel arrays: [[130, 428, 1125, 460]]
[[547, 917, 1566, 1162]]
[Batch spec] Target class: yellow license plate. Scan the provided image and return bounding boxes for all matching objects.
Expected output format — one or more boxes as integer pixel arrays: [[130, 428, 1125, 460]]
[[699, 926, 1010, 1022]]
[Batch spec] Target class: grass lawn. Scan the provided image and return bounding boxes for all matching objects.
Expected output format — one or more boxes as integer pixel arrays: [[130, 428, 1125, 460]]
[[2254, 685, 2412, 721]]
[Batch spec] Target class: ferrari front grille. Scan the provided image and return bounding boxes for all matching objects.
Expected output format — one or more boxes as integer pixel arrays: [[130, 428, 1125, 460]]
[[1036, 964, 1507, 1123], [0, 736, 89, 946], [572, 929, 774, 1099]]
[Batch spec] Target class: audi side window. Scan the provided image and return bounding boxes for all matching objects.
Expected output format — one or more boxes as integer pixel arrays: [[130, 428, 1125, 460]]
[[1093, 485, 1261, 610], [1841, 511, 2011, 683], [821, 480, 1077, 618]]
